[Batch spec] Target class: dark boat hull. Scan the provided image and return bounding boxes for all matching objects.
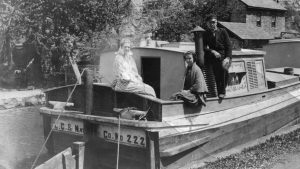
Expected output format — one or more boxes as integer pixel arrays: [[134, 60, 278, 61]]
[[40, 81, 300, 169]]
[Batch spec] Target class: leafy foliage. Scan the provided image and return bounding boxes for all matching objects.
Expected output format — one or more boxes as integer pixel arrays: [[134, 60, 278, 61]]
[[0, 0, 234, 87], [0, 0, 132, 62], [149, 0, 193, 42], [0, 0, 132, 87], [284, 1, 300, 31], [144, 0, 232, 42]]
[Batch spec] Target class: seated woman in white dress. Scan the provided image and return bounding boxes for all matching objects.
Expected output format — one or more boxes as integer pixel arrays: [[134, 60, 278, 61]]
[[112, 39, 156, 97]]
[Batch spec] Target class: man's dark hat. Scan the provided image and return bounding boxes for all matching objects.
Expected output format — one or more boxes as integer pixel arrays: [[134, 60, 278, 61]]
[[205, 14, 217, 22]]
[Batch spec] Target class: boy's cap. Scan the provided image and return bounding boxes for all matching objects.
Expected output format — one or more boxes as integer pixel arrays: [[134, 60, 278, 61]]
[[205, 14, 217, 22]]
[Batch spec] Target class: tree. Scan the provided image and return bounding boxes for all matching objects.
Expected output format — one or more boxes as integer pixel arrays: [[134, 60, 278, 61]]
[[0, 0, 132, 87], [143, 0, 232, 42], [0, 0, 132, 63]]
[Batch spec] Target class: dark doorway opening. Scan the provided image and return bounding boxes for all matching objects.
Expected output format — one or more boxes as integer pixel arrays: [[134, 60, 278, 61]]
[[141, 57, 161, 98]]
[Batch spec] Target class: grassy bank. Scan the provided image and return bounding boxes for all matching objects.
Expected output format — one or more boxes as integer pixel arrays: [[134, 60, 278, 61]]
[[199, 128, 300, 169]]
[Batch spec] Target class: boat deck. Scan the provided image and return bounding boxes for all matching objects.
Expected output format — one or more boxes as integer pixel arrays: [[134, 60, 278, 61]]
[[39, 72, 300, 169], [40, 81, 300, 139]]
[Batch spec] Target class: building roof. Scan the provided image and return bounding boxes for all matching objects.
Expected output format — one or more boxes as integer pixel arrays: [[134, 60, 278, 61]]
[[219, 22, 274, 40], [240, 0, 287, 11]]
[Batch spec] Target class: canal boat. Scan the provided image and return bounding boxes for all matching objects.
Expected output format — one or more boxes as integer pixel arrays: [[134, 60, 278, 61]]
[[40, 27, 300, 169]]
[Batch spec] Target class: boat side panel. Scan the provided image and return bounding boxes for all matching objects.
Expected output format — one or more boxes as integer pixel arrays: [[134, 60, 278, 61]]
[[92, 84, 163, 121], [84, 136, 148, 169], [159, 128, 217, 154], [93, 85, 115, 114], [200, 83, 300, 113], [161, 103, 184, 117], [52, 132, 84, 155], [159, 100, 300, 169], [42, 112, 150, 169], [43, 115, 85, 155], [46, 85, 85, 112], [43, 115, 54, 155], [46, 87, 69, 102], [161, 83, 300, 118]]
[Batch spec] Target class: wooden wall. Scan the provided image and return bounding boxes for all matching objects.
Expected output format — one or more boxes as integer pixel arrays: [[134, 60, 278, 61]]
[[133, 48, 186, 100], [263, 39, 300, 69], [99, 48, 186, 100]]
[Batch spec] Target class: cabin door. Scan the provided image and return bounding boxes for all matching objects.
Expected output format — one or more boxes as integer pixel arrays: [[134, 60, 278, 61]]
[[141, 57, 161, 98]]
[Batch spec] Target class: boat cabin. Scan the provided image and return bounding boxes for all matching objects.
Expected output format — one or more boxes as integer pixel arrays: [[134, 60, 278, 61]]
[[45, 27, 272, 125], [40, 28, 300, 169], [99, 44, 268, 99]]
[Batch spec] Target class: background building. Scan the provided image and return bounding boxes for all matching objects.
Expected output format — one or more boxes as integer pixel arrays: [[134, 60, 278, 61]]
[[219, 22, 273, 49], [225, 0, 286, 38]]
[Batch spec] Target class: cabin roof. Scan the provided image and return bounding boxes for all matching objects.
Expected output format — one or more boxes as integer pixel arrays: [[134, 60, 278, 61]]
[[269, 38, 300, 44], [234, 49, 266, 55], [240, 0, 286, 11], [134, 46, 266, 56], [267, 67, 300, 76], [266, 71, 299, 83], [133, 46, 192, 54], [219, 22, 274, 40]]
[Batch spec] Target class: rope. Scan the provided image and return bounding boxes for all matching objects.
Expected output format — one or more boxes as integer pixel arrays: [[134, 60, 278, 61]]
[[116, 112, 121, 169], [30, 68, 88, 169]]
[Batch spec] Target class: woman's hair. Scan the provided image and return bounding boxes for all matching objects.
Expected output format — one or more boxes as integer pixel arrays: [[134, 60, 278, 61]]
[[116, 38, 132, 56], [120, 38, 131, 47], [183, 51, 196, 62]]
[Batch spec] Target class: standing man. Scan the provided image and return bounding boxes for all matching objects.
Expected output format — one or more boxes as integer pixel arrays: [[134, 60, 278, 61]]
[[203, 14, 232, 99]]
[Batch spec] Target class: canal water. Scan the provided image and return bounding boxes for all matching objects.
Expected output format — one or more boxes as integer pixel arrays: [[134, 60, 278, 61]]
[[0, 106, 50, 169]]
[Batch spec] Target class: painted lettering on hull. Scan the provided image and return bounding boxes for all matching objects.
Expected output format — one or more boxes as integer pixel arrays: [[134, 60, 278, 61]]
[[51, 117, 84, 135], [98, 125, 146, 148]]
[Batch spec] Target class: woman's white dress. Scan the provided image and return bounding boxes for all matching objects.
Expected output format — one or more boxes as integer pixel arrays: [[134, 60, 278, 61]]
[[112, 54, 156, 97]]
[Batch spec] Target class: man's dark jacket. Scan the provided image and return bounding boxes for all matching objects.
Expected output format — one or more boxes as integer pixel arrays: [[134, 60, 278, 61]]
[[203, 27, 232, 61], [203, 27, 232, 96]]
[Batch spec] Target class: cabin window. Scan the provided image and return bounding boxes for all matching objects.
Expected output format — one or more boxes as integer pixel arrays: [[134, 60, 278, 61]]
[[141, 57, 161, 98], [255, 60, 266, 88], [246, 60, 266, 90], [256, 14, 262, 27], [226, 62, 248, 95], [271, 16, 276, 27], [247, 61, 258, 89]]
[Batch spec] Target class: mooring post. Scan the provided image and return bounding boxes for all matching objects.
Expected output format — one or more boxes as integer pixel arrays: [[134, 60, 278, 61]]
[[83, 69, 93, 115], [72, 141, 85, 169], [146, 131, 160, 169]]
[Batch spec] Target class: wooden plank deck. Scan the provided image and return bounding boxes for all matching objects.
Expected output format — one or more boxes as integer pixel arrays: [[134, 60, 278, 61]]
[[159, 85, 300, 136]]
